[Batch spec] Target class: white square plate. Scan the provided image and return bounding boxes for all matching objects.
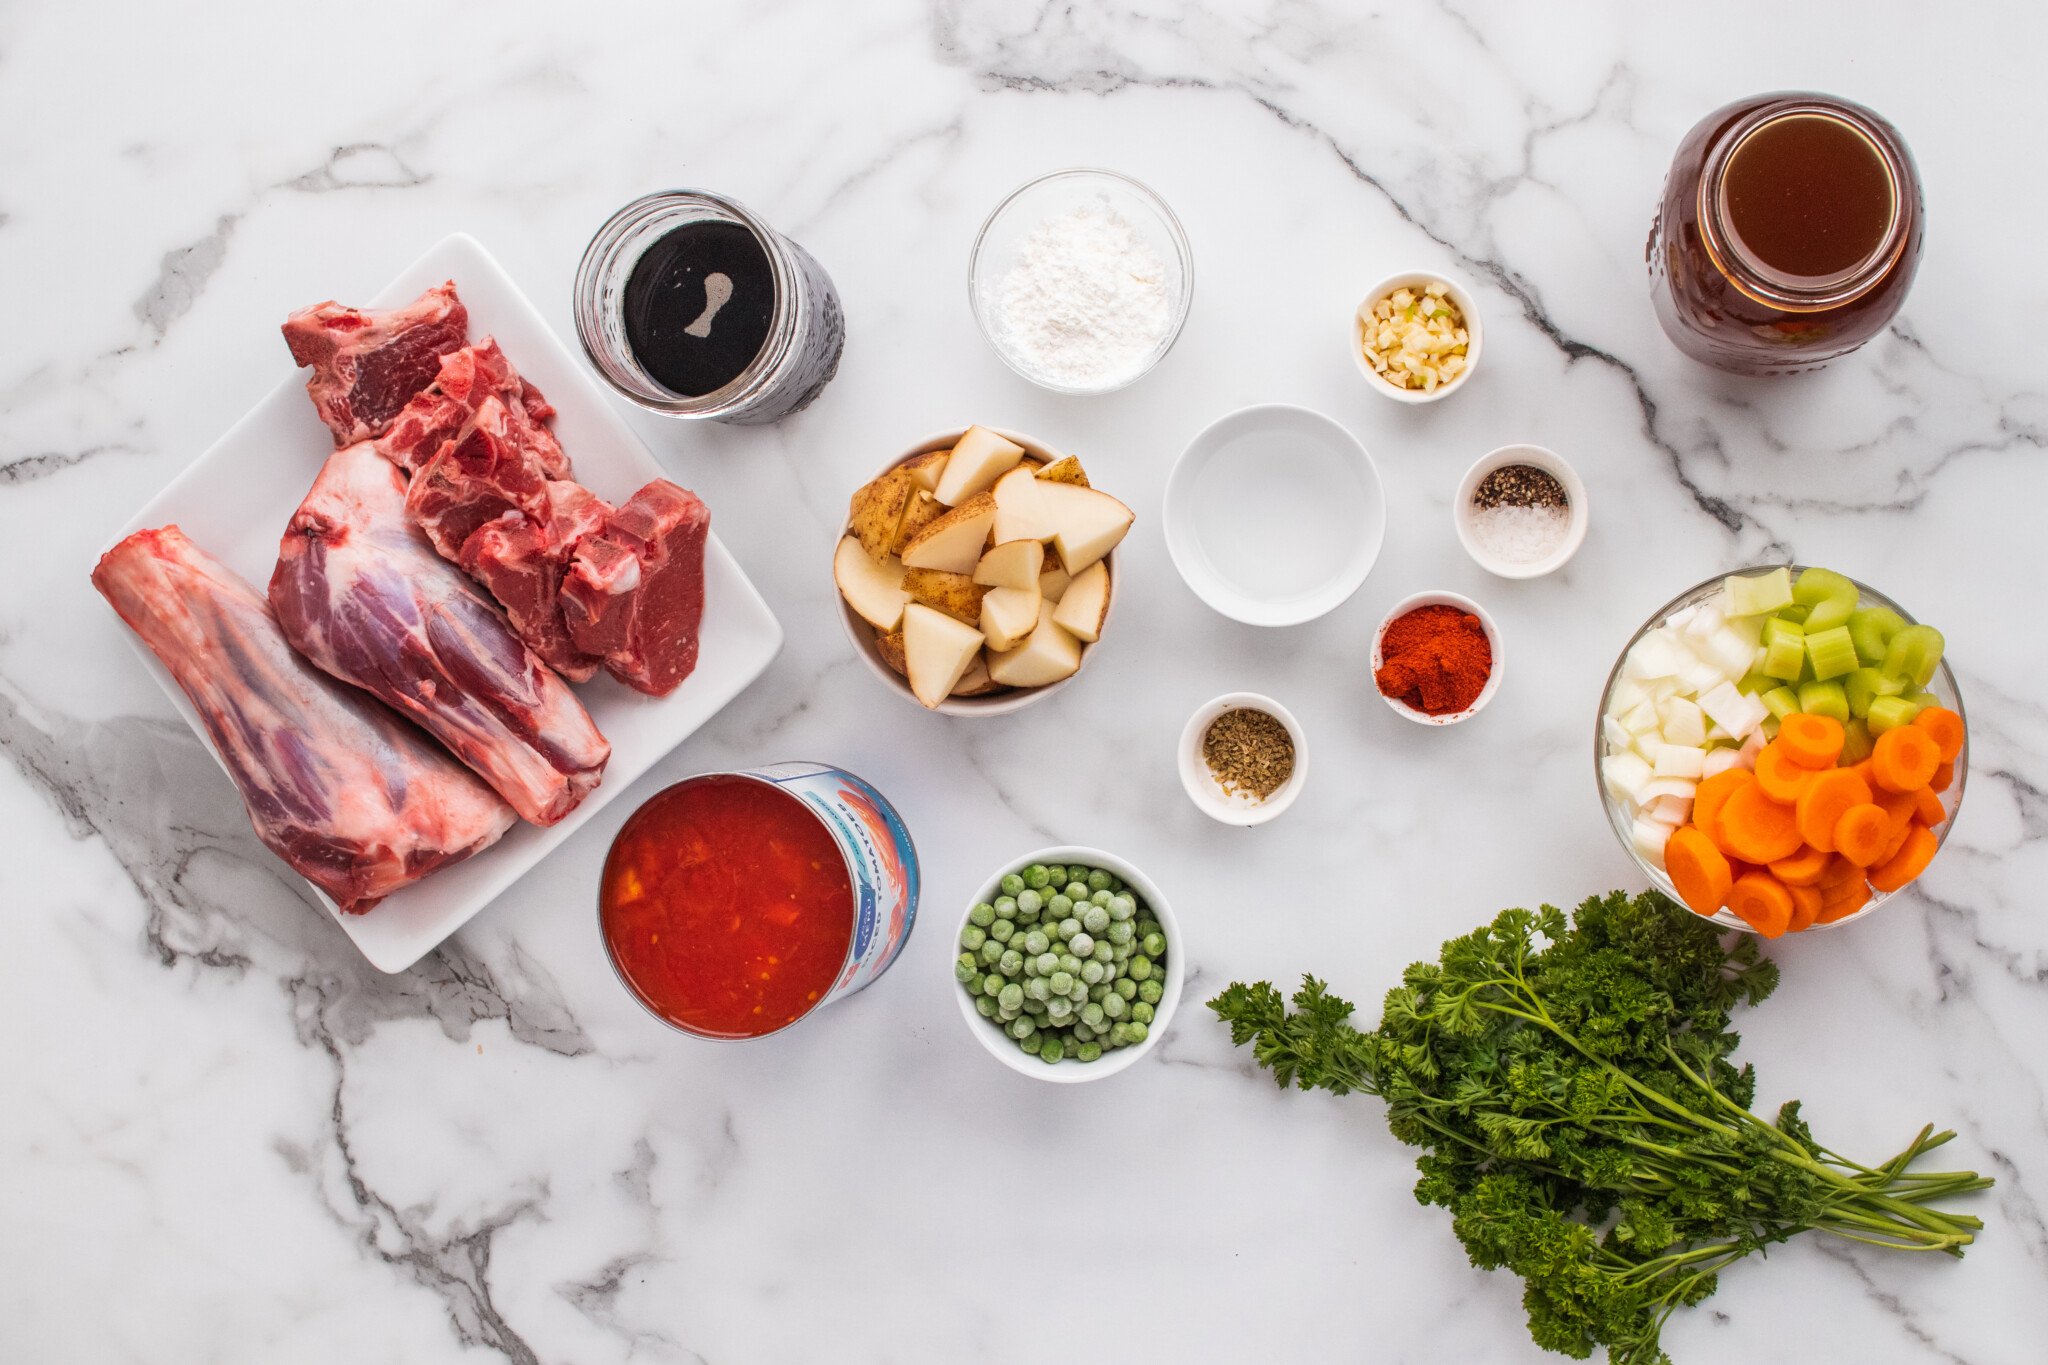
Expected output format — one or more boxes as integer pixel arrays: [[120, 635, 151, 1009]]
[[106, 233, 783, 973]]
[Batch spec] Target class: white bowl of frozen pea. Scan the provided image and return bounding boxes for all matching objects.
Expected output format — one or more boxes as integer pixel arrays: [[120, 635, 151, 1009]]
[[953, 845, 1182, 1082]]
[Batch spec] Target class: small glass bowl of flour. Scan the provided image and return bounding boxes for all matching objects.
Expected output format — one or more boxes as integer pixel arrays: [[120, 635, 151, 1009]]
[[970, 169, 1193, 395]]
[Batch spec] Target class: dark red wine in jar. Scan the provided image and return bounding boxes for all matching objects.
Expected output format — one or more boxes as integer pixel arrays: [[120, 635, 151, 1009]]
[[1647, 94, 1922, 375]]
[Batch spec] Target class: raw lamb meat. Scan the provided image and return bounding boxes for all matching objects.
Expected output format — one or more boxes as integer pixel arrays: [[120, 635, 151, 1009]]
[[91, 526, 515, 913], [460, 482, 612, 682], [404, 395, 556, 561], [282, 281, 469, 445], [270, 442, 610, 826], [377, 338, 569, 479], [560, 480, 710, 696]]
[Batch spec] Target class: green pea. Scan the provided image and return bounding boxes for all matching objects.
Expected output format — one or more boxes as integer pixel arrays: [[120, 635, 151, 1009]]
[[994, 896, 1019, 918], [1049, 970, 1075, 994], [1111, 942, 1131, 962], [1081, 905, 1110, 934], [1047, 894, 1073, 919], [1058, 953, 1083, 975], [1102, 991, 1128, 1020], [1081, 1001, 1106, 1028], [1080, 960, 1105, 985], [1138, 979, 1162, 1004], [1131, 1001, 1154, 1024], [998, 983, 1024, 1011], [1095, 942, 1116, 964], [960, 925, 986, 951], [1009, 1016, 1035, 1040], [1042, 864, 1067, 887], [1088, 983, 1110, 1003], [969, 903, 996, 928], [1064, 881, 1090, 900], [1141, 932, 1166, 957], [1072, 1020, 1096, 1041], [954, 954, 977, 981], [1068, 932, 1095, 957], [1087, 890, 1111, 909], [1015, 889, 1043, 915], [1105, 921, 1133, 946], [990, 917, 1016, 941], [1025, 998, 1047, 1017], [1047, 997, 1073, 1021], [1036, 952, 1060, 975], [1086, 869, 1111, 892], [996, 950, 1022, 977], [1024, 864, 1051, 889], [1058, 917, 1082, 941], [1025, 976, 1051, 1002], [982, 974, 1002, 997], [1130, 956, 1154, 981], [1000, 873, 1025, 897], [1115, 978, 1138, 1000], [1137, 918, 1160, 938], [975, 994, 998, 1018], [1039, 1034, 1065, 1063], [1110, 894, 1136, 919], [1106, 875, 1125, 893], [979, 940, 1003, 965], [1125, 1021, 1149, 1043], [1077, 1042, 1102, 1062], [1019, 930, 1047, 956]]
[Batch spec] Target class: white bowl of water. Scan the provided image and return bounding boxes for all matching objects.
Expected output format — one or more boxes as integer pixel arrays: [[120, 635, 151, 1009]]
[[1162, 404, 1386, 627]]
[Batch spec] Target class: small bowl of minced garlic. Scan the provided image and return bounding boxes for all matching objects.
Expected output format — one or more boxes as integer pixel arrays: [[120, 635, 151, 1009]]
[[1352, 271, 1482, 403]]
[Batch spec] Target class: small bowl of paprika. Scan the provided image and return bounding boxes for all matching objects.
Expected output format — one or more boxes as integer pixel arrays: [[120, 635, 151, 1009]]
[[1371, 591, 1501, 726]]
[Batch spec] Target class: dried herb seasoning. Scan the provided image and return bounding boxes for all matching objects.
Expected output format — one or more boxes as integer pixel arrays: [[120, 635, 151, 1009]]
[[1202, 708, 1295, 800]]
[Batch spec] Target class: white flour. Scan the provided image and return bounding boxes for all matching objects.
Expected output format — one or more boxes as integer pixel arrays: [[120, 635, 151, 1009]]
[[991, 198, 1173, 388]]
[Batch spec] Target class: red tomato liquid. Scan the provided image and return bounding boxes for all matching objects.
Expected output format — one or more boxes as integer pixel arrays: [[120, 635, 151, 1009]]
[[600, 775, 854, 1038]]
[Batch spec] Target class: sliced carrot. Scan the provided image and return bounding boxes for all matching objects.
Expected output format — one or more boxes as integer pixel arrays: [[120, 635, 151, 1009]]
[[1870, 823, 1939, 893], [1754, 741, 1815, 802], [1928, 759, 1955, 794], [1875, 811, 1916, 866], [1911, 785, 1947, 827], [1768, 844, 1833, 887], [1794, 767, 1872, 853], [1816, 878, 1873, 924], [1834, 803, 1890, 867], [1666, 826, 1733, 917], [1778, 713, 1846, 769], [1786, 883, 1823, 932], [1693, 769, 1754, 845], [1726, 873, 1794, 938], [1911, 707, 1965, 763], [1871, 725, 1940, 793], [1814, 854, 1863, 890], [1715, 781, 1805, 864]]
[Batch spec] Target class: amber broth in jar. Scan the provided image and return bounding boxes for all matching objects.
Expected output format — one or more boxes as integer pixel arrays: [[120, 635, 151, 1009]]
[[1648, 93, 1922, 375]]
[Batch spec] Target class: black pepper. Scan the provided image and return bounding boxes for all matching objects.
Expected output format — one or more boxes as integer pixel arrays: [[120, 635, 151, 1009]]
[[1473, 463, 1567, 512]]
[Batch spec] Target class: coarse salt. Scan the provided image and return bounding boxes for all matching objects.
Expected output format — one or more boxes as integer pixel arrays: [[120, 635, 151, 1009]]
[[988, 197, 1172, 389], [1469, 503, 1569, 564]]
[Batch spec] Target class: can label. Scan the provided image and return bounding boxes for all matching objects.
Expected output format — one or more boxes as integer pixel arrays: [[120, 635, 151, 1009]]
[[750, 761, 918, 1003]]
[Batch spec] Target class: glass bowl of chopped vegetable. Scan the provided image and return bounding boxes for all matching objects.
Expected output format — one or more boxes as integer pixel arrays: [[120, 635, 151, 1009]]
[[953, 846, 1182, 1081], [1597, 566, 1967, 935]]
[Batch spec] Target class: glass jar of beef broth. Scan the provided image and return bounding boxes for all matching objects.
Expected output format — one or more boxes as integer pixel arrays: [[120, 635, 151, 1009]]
[[1647, 93, 1923, 375], [575, 190, 845, 423]]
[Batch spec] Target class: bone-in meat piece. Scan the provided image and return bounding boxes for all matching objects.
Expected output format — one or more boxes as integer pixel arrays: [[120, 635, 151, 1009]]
[[460, 482, 613, 682], [376, 338, 569, 479], [560, 480, 710, 696], [281, 281, 470, 445]]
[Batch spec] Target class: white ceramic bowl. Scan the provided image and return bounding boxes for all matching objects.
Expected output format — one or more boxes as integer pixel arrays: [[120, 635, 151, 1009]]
[[1352, 270, 1483, 404], [1177, 692, 1307, 825], [836, 427, 1118, 717], [1454, 444, 1590, 579], [1371, 591, 1503, 725], [1164, 404, 1385, 627], [969, 168, 1194, 395], [953, 845, 1184, 1083]]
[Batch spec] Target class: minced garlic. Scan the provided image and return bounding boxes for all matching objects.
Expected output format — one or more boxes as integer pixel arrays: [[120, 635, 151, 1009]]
[[1358, 281, 1470, 392]]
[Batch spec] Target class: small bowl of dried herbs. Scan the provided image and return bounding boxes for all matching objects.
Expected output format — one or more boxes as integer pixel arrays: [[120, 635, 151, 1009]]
[[1178, 692, 1306, 826]]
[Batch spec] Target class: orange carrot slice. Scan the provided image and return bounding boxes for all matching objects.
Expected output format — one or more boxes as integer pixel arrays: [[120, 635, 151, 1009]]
[[1717, 782, 1805, 864], [1870, 823, 1939, 893], [1928, 759, 1955, 794], [1834, 803, 1890, 867], [1693, 769, 1754, 846], [1726, 873, 1794, 937], [1778, 713, 1845, 769], [1871, 726, 1940, 793], [1911, 706, 1965, 763], [1754, 741, 1815, 802], [1795, 767, 1872, 853], [1768, 845, 1833, 887], [1786, 883, 1823, 932], [1875, 809, 1916, 866], [1816, 878, 1873, 923], [1911, 785, 1947, 827], [1814, 854, 1863, 891], [1666, 826, 1734, 917]]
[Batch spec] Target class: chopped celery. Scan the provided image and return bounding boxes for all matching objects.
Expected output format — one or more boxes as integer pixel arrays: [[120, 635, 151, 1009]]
[[1867, 695, 1924, 735], [1805, 625, 1860, 681], [1797, 680, 1851, 724], [1761, 686, 1801, 722], [1907, 692, 1942, 711], [1760, 616, 1806, 679], [1793, 567, 1859, 632], [1881, 624, 1945, 689], [1840, 717, 1875, 764], [1736, 669, 1777, 696], [1777, 602, 1812, 626], [1848, 606, 1906, 666], [1724, 567, 1794, 616], [1760, 715, 1780, 740], [1845, 666, 1906, 718]]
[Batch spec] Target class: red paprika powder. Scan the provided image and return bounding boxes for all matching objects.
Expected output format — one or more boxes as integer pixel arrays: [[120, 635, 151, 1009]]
[[1375, 604, 1492, 715]]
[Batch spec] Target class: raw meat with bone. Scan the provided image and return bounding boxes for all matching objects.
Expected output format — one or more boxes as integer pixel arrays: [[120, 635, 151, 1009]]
[[92, 526, 515, 912], [270, 442, 610, 826], [282, 282, 469, 445], [404, 395, 557, 562], [460, 482, 612, 682], [560, 480, 709, 696], [376, 338, 569, 478]]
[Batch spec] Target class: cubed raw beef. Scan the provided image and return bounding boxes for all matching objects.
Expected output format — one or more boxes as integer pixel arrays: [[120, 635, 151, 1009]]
[[379, 338, 569, 478], [460, 482, 612, 682], [282, 282, 469, 445], [404, 396, 555, 561], [560, 481, 709, 696]]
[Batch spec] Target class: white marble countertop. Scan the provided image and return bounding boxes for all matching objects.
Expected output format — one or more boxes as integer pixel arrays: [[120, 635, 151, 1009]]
[[5, 3, 2045, 1361]]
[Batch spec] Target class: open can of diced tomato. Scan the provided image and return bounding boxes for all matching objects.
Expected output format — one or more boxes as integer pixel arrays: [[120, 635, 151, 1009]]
[[598, 762, 919, 1040]]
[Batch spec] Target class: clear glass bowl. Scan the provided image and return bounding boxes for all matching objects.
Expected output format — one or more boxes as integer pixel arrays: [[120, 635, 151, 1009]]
[[1597, 567, 1967, 932], [968, 168, 1193, 395]]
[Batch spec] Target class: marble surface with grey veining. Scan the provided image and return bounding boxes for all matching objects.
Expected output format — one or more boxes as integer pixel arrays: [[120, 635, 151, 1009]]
[[4, 2, 2045, 1361]]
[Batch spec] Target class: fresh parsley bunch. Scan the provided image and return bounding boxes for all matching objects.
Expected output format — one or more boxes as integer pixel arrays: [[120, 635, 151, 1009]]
[[1210, 890, 1990, 1365]]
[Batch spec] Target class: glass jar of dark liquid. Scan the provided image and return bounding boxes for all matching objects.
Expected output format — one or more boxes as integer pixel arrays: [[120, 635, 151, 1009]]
[[1648, 93, 1922, 375], [575, 190, 844, 423]]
